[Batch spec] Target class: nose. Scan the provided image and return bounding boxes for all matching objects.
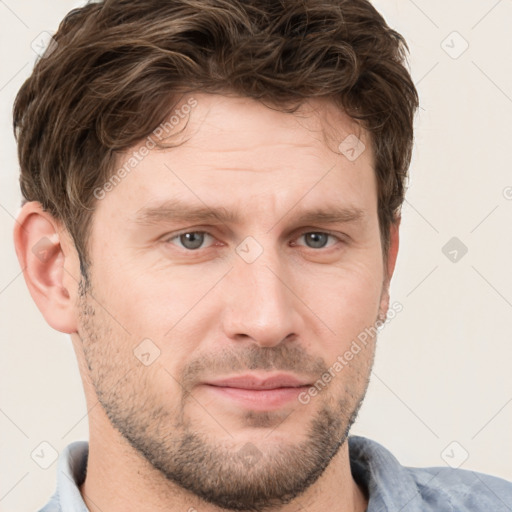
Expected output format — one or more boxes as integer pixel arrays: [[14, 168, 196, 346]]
[[220, 249, 302, 348]]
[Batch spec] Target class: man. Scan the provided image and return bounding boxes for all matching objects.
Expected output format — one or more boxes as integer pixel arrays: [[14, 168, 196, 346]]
[[11, 0, 512, 511]]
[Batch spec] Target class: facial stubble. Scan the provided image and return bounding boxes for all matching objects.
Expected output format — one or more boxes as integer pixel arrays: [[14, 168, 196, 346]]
[[77, 275, 378, 511]]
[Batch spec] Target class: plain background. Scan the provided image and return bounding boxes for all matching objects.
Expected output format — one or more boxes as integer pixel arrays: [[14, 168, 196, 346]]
[[1, 0, 512, 510]]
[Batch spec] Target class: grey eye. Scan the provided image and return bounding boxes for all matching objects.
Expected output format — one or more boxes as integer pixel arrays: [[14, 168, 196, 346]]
[[302, 232, 330, 249], [176, 232, 207, 250]]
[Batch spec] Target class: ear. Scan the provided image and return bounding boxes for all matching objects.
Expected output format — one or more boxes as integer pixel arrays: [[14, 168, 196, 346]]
[[13, 201, 81, 334], [385, 216, 400, 283], [378, 217, 400, 318]]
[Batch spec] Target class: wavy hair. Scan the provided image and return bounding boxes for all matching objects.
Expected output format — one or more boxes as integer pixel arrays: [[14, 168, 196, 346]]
[[13, 0, 419, 275]]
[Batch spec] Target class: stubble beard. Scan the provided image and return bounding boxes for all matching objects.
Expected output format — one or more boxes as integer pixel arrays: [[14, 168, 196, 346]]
[[77, 275, 377, 512]]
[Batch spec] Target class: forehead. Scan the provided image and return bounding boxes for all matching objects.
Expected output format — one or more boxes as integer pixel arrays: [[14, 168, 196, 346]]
[[167, 93, 371, 161], [94, 92, 376, 227]]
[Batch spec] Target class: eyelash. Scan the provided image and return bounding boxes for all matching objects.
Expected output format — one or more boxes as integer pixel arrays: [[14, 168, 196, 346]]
[[163, 229, 344, 252]]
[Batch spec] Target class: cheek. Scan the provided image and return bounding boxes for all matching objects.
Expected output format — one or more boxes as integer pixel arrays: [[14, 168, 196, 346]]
[[91, 261, 230, 382], [92, 252, 211, 329], [302, 262, 384, 361], [307, 257, 383, 316]]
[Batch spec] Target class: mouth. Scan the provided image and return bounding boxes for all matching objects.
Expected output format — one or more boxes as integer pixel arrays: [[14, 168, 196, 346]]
[[201, 373, 312, 411]]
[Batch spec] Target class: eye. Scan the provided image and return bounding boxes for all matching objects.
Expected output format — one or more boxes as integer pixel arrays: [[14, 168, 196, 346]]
[[166, 231, 215, 251], [163, 230, 342, 252], [294, 231, 341, 249]]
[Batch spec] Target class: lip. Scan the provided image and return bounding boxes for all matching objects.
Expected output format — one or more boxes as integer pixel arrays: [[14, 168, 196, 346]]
[[204, 373, 312, 390], [201, 373, 312, 411]]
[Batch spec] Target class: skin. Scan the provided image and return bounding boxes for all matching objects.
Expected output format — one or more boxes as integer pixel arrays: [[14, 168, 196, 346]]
[[14, 92, 399, 512]]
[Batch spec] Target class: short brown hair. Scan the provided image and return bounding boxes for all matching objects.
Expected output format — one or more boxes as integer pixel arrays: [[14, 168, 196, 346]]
[[13, 0, 418, 276]]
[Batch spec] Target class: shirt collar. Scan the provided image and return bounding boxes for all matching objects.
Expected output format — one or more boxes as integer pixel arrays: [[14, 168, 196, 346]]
[[348, 435, 424, 511], [54, 440, 89, 512]]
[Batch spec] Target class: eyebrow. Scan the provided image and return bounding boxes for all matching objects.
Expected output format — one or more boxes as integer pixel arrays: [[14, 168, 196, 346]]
[[133, 198, 365, 229]]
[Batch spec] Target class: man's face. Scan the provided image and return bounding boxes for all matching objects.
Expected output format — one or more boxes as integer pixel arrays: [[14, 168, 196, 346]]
[[75, 93, 391, 510]]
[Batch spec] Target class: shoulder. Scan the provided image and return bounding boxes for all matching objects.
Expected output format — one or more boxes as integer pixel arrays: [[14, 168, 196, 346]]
[[348, 435, 512, 511], [407, 464, 512, 511]]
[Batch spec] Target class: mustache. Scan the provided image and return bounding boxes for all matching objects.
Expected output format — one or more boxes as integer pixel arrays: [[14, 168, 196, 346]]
[[178, 343, 328, 391]]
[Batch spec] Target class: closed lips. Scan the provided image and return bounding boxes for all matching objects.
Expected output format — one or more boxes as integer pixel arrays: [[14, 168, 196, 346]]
[[204, 374, 312, 390]]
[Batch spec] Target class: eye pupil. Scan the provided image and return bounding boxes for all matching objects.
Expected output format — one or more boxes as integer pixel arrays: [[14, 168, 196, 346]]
[[305, 232, 328, 249], [180, 232, 204, 250]]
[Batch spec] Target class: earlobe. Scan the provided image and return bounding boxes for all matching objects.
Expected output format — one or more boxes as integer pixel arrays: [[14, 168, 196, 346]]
[[13, 201, 79, 334]]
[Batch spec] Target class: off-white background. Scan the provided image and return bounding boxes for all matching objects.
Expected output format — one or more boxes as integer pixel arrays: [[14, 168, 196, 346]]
[[1, 0, 512, 510]]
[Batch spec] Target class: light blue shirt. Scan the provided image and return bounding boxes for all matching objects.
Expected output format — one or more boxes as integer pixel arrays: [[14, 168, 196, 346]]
[[39, 436, 512, 511]]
